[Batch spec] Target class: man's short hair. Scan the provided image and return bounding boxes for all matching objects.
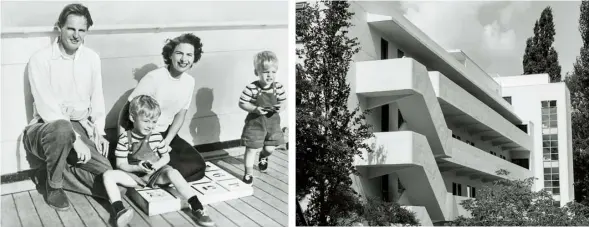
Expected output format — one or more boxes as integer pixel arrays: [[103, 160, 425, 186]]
[[55, 3, 94, 29], [129, 95, 161, 120]]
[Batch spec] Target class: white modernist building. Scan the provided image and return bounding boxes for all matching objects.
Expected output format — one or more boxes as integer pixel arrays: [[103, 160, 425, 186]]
[[335, 2, 574, 225]]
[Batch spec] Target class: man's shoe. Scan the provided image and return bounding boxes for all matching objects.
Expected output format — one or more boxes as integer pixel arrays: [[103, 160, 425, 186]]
[[45, 185, 70, 211], [258, 156, 268, 173], [115, 208, 134, 227], [192, 209, 215, 227]]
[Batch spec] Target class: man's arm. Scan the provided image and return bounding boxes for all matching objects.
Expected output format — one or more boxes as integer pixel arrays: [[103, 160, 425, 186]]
[[28, 55, 68, 122], [90, 55, 106, 135]]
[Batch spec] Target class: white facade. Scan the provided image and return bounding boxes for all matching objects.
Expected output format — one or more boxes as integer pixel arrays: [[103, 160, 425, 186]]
[[339, 2, 573, 224], [496, 74, 575, 206]]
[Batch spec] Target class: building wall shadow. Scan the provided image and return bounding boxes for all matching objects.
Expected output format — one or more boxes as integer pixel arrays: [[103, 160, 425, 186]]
[[189, 87, 221, 146]]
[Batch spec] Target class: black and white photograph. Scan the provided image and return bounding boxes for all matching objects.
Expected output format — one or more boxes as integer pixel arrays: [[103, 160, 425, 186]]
[[296, 0, 589, 226], [1, 1, 289, 227]]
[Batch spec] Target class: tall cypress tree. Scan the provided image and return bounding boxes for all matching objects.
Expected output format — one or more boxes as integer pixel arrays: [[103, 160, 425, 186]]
[[566, 1, 589, 206], [523, 6, 562, 82]]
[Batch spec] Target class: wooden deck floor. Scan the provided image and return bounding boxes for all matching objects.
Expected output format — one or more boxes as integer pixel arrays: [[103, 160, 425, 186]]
[[1, 148, 289, 227]]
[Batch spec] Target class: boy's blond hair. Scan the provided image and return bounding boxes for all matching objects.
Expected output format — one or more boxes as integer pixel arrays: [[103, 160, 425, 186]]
[[253, 51, 279, 72], [129, 95, 161, 120]]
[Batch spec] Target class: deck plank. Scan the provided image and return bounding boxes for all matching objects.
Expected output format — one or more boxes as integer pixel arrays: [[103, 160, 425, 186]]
[[270, 150, 288, 162], [54, 193, 85, 227], [241, 195, 287, 226], [0, 148, 289, 227], [267, 157, 288, 174], [67, 191, 108, 227], [276, 148, 288, 157], [85, 196, 114, 227], [226, 198, 282, 227], [123, 196, 170, 227], [265, 155, 288, 169], [209, 201, 260, 227], [206, 205, 239, 227], [251, 183, 288, 214], [176, 208, 201, 226], [213, 159, 288, 203], [30, 190, 63, 227], [13, 191, 44, 227], [120, 196, 152, 227], [160, 210, 193, 226], [224, 157, 288, 194], [2, 195, 23, 227], [221, 156, 288, 183]]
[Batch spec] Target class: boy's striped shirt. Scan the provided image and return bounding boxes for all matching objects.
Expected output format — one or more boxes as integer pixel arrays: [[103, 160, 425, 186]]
[[114, 130, 169, 158], [239, 81, 286, 105]]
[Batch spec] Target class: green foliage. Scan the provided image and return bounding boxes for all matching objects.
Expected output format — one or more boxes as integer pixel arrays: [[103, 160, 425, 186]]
[[565, 1, 589, 206], [449, 170, 589, 226], [523, 6, 562, 82], [296, 1, 375, 225], [360, 197, 420, 226]]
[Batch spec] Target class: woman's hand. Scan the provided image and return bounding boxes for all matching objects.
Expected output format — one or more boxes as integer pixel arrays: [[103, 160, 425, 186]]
[[157, 139, 172, 152]]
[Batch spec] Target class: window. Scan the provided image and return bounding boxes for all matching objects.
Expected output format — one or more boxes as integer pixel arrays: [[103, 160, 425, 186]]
[[452, 183, 462, 196], [466, 185, 476, 198], [541, 100, 559, 195], [381, 105, 389, 132], [398, 110, 405, 129], [503, 96, 512, 104], [381, 38, 388, 60], [397, 49, 405, 58], [381, 175, 390, 202]]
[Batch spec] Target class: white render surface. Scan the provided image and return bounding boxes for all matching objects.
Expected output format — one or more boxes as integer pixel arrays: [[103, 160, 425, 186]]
[[343, 1, 573, 224]]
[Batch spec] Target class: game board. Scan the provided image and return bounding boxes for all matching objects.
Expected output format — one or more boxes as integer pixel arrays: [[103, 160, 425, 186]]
[[128, 162, 253, 215]]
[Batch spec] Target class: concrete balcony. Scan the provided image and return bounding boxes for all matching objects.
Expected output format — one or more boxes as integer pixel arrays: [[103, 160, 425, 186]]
[[355, 58, 452, 158], [439, 138, 532, 181], [355, 131, 451, 222], [430, 72, 533, 154]]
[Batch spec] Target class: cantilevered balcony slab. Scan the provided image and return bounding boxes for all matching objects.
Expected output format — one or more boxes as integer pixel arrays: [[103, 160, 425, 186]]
[[364, 12, 523, 125], [355, 131, 451, 222], [430, 72, 533, 153], [356, 58, 451, 158], [439, 138, 532, 181]]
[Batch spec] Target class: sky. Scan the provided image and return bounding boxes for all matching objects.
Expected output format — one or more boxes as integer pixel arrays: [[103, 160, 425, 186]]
[[398, 1, 582, 78]]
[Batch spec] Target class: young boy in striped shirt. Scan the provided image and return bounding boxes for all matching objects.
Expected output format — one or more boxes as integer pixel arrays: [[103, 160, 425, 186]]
[[238, 51, 287, 184], [102, 95, 214, 227]]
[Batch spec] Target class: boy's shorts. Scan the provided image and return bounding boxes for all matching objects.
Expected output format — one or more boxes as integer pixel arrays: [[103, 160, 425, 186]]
[[128, 165, 174, 188], [241, 112, 284, 149]]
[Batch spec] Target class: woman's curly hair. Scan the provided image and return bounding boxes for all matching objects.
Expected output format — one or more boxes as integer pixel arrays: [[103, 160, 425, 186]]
[[161, 33, 203, 66]]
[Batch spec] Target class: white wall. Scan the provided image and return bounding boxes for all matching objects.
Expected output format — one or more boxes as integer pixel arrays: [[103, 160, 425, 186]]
[[500, 81, 574, 204], [1, 1, 288, 174], [1, 1, 287, 27]]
